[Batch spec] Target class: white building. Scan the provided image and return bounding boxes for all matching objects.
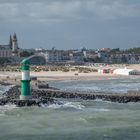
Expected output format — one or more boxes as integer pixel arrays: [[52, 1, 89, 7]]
[[0, 45, 12, 57], [39, 49, 84, 64], [44, 48, 63, 63], [113, 68, 140, 75]]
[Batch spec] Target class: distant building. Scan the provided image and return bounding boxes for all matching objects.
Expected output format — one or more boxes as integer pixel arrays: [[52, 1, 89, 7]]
[[0, 45, 12, 58], [0, 33, 19, 58], [45, 48, 63, 63], [98, 51, 109, 63], [27, 55, 46, 65], [71, 51, 84, 62], [113, 68, 140, 75], [98, 68, 111, 74], [39, 48, 84, 64]]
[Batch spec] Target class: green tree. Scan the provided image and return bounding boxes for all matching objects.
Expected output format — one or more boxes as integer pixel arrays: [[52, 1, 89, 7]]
[[125, 47, 140, 54], [20, 51, 34, 57], [110, 48, 120, 53], [0, 58, 11, 65]]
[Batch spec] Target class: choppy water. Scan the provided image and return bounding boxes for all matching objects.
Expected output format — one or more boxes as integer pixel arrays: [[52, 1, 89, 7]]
[[0, 85, 11, 95], [0, 77, 140, 140], [49, 76, 140, 93]]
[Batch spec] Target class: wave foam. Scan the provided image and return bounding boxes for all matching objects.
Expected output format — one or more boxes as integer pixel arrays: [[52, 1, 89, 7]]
[[93, 108, 110, 112], [0, 104, 17, 116], [41, 102, 85, 110]]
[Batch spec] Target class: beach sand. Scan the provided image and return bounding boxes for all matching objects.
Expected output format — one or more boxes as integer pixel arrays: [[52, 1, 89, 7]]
[[0, 64, 139, 83], [0, 71, 126, 83]]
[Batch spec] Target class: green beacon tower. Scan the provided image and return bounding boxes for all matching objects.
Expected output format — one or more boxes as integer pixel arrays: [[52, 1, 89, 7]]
[[20, 59, 31, 100]]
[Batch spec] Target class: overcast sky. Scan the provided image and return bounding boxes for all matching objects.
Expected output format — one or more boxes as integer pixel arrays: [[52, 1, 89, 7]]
[[0, 0, 140, 50]]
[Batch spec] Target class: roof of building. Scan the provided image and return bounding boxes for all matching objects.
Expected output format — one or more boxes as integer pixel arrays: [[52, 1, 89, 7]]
[[114, 68, 140, 73], [0, 45, 11, 50]]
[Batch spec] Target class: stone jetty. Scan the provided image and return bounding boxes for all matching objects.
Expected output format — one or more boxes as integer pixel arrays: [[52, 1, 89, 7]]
[[0, 86, 62, 107], [0, 85, 140, 107], [32, 88, 140, 103]]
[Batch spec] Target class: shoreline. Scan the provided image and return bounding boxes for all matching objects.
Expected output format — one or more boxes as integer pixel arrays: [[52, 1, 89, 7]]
[[0, 71, 136, 82], [0, 63, 139, 81], [0, 71, 140, 106], [0, 71, 140, 88]]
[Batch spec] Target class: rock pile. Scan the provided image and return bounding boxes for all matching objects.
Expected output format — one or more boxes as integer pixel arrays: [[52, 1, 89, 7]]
[[32, 88, 140, 103], [0, 86, 61, 107], [1, 84, 140, 107]]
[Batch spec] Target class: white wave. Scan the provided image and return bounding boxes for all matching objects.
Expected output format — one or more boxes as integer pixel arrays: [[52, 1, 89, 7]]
[[93, 108, 110, 112], [0, 104, 17, 116], [0, 85, 13, 95], [42, 102, 85, 110], [41, 103, 61, 109], [77, 117, 88, 123], [94, 99, 103, 102], [63, 102, 85, 110], [94, 99, 116, 104]]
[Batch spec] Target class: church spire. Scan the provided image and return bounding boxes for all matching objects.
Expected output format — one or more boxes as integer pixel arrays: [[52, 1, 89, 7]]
[[9, 35, 12, 49], [13, 33, 17, 41], [12, 33, 19, 56]]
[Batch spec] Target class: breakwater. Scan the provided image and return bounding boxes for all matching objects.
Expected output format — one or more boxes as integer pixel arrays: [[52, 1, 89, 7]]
[[32, 88, 140, 103], [0, 86, 61, 107], [0, 85, 140, 107]]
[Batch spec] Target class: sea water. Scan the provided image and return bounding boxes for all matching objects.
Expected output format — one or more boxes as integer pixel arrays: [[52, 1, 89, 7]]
[[49, 76, 140, 93], [0, 77, 140, 140]]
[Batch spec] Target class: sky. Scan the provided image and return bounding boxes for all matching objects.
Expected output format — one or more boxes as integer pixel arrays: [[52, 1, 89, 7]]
[[0, 0, 140, 50]]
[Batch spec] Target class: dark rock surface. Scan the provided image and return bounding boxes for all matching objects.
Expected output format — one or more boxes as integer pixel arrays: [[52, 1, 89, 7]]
[[1, 84, 140, 107], [32, 88, 140, 103], [0, 86, 62, 107]]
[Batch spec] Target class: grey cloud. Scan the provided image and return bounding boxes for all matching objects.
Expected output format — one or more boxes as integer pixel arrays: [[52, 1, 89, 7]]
[[0, 0, 82, 22], [0, 3, 18, 19], [86, 0, 140, 19], [0, 0, 140, 22]]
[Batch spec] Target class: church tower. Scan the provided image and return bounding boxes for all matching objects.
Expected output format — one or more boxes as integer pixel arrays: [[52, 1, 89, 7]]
[[12, 33, 19, 56], [9, 35, 12, 49]]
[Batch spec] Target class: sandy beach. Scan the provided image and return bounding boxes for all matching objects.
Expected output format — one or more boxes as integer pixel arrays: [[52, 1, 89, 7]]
[[0, 64, 139, 84], [0, 71, 131, 85]]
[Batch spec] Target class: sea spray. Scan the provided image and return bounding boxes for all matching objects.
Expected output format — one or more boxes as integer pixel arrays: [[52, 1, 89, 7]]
[[0, 103, 17, 116], [41, 101, 85, 110]]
